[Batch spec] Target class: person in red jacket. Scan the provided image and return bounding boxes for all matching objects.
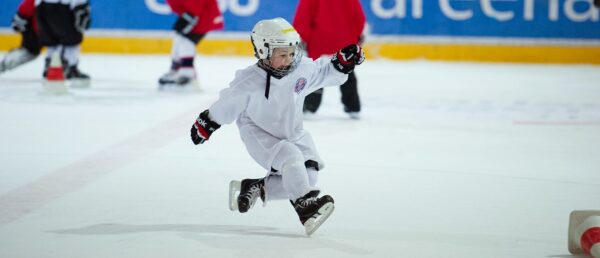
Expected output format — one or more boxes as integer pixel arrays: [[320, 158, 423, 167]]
[[0, 0, 42, 74], [159, 0, 224, 89], [293, 0, 366, 119]]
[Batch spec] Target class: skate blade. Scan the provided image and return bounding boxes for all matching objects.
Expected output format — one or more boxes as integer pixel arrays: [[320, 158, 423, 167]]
[[229, 180, 241, 211], [304, 202, 335, 236]]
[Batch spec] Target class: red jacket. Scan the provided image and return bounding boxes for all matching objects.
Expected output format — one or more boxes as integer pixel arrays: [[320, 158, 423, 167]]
[[167, 0, 224, 34], [293, 0, 365, 59], [17, 0, 37, 31]]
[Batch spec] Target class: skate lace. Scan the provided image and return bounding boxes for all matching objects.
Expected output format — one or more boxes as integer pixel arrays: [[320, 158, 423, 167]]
[[241, 184, 262, 201], [297, 196, 318, 208]]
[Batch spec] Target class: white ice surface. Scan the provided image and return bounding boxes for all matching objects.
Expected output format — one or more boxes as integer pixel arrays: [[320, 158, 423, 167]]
[[1, 54, 600, 258]]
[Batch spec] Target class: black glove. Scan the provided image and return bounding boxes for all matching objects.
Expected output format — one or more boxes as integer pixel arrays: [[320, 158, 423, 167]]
[[174, 12, 198, 35], [331, 44, 365, 74], [595, 0, 599, 8], [11, 13, 29, 33], [74, 4, 91, 32], [191, 110, 221, 145]]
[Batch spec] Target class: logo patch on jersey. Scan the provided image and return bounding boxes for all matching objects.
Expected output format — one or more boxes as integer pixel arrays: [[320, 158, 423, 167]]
[[294, 77, 307, 93]]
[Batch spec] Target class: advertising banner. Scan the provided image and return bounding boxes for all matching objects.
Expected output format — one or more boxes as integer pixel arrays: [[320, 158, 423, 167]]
[[0, 0, 598, 39]]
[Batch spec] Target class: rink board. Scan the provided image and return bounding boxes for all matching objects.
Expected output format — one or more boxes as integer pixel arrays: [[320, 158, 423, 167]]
[[1, 0, 599, 64], [1, 33, 600, 64]]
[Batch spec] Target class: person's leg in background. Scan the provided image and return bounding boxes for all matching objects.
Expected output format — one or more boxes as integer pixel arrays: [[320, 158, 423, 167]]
[[340, 72, 360, 119], [303, 88, 324, 114]]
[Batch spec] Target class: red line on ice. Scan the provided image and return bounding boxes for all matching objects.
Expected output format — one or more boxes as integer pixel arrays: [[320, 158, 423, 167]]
[[0, 108, 198, 226]]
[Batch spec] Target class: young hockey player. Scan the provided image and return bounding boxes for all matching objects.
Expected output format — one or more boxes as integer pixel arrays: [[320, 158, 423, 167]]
[[158, 0, 223, 88], [293, 0, 366, 119], [0, 0, 42, 74], [36, 0, 91, 85], [189, 18, 364, 236]]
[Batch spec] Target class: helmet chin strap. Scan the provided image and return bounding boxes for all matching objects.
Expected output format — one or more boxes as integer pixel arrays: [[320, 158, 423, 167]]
[[256, 48, 301, 100], [265, 70, 272, 99], [257, 60, 275, 99]]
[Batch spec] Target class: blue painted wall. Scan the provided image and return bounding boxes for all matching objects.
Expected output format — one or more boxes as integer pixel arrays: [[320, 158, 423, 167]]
[[1, 0, 598, 39]]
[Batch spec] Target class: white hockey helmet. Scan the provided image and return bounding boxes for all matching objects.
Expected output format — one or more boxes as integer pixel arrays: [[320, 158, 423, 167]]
[[251, 17, 301, 60]]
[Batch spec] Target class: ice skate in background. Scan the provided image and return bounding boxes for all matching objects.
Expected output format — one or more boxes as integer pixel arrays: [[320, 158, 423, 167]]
[[158, 62, 200, 91], [64, 63, 90, 88]]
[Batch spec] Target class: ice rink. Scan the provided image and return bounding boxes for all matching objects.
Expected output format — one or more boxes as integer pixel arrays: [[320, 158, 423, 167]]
[[1, 54, 599, 257]]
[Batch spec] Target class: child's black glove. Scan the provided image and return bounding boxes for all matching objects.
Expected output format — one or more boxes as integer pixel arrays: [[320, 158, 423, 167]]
[[191, 110, 221, 145], [73, 4, 92, 33], [11, 13, 29, 33], [74, 4, 91, 32], [331, 44, 364, 74]]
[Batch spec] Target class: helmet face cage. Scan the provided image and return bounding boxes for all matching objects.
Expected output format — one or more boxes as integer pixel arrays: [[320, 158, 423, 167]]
[[258, 44, 303, 78]]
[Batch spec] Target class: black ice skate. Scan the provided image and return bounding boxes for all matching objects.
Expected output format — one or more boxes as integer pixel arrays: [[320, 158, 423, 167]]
[[292, 190, 335, 236], [64, 65, 91, 88], [229, 178, 265, 213]]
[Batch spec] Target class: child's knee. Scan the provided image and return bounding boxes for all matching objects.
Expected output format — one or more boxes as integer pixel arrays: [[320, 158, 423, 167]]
[[272, 142, 304, 171]]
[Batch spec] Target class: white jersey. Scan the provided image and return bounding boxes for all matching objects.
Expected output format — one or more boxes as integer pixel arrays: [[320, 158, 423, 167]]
[[209, 57, 347, 141], [208, 56, 347, 173]]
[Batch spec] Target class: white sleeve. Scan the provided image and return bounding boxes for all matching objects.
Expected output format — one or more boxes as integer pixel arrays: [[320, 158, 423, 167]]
[[208, 78, 250, 125], [304, 57, 348, 94]]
